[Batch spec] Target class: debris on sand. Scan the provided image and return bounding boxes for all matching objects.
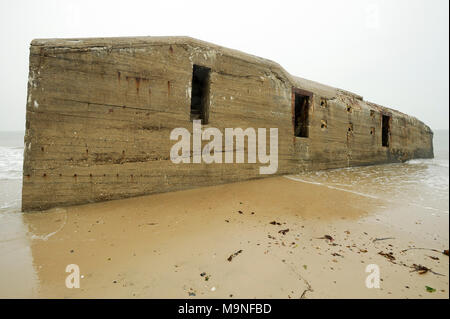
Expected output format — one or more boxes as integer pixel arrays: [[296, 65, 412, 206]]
[[200, 272, 210, 281], [428, 256, 440, 261], [317, 235, 334, 242], [444, 250, 449, 256], [410, 264, 444, 276], [138, 222, 158, 227], [425, 286, 436, 293], [187, 288, 197, 296], [227, 249, 243, 262], [372, 237, 395, 243], [270, 221, 281, 225], [238, 210, 243, 214], [200, 272, 211, 281], [300, 281, 314, 299], [278, 229, 289, 235], [411, 264, 429, 274], [378, 251, 395, 261]]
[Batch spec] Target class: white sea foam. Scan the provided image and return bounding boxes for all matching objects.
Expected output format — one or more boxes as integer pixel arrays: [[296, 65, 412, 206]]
[[407, 158, 449, 168]]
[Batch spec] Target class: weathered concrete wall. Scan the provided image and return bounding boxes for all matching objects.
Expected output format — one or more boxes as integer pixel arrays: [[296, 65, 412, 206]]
[[22, 36, 433, 211]]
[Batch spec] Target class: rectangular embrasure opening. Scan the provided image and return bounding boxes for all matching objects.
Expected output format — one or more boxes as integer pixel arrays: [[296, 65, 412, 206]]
[[382, 114, 391, 147], [190, 65, 211, 124], [294, 90, 311, 138]]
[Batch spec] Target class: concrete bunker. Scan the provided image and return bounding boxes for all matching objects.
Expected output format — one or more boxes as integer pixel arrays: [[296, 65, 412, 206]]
[[21, 36, 434, 211]]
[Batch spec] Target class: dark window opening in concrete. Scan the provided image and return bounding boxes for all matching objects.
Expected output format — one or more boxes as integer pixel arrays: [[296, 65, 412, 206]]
[[190, 65, 211, 124], [382, 114, 391, 147], [294, 91, 310, 137]]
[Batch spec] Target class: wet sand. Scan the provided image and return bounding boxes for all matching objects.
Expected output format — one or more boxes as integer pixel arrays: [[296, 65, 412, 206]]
[[1, 176, 448, 298]]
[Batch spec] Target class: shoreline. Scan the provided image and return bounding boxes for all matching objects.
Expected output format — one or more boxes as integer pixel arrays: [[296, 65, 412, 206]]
[[1, 175, 448, 298]]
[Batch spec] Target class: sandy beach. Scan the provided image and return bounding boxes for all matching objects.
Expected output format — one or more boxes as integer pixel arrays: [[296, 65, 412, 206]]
[[1, 175, 448, 299]]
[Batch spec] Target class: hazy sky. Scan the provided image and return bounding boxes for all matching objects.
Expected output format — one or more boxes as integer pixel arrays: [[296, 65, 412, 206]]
[[0, 0, 448, 131]]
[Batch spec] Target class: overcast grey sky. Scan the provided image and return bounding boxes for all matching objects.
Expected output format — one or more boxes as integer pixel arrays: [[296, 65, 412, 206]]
[[0, 0, 448, 131]]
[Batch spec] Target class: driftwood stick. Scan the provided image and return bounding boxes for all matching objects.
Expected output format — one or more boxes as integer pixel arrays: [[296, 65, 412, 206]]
[[372, 237, 395, 243]]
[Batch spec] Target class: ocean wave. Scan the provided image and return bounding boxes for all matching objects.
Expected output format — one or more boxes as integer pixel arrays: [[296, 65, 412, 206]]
[[287, 158, 449, 215], [284, 175, 380, 200], [0, 146, 23, 180]]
